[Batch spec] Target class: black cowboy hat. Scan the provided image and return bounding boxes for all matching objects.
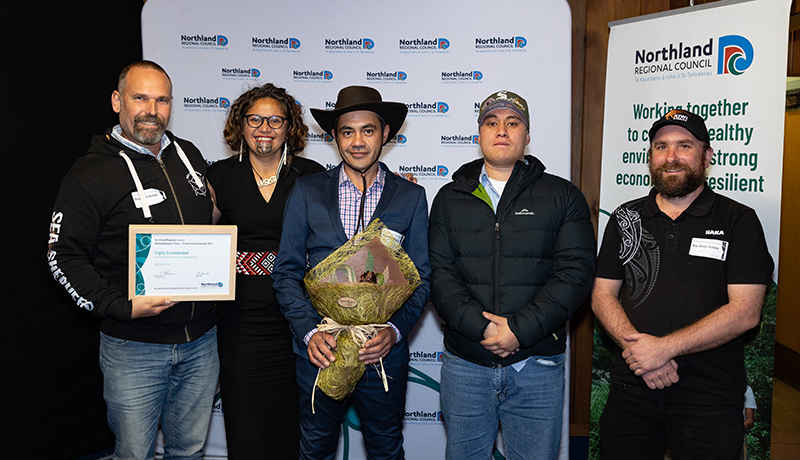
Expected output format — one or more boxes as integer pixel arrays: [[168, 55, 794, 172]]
[[310, 86, 408, 145]]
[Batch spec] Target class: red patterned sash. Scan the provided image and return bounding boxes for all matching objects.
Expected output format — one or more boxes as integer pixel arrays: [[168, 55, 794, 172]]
[[236, 251, 277, 275]]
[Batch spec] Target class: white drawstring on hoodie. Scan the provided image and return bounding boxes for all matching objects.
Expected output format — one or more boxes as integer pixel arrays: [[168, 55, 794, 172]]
[[118, 141, 203, 219]]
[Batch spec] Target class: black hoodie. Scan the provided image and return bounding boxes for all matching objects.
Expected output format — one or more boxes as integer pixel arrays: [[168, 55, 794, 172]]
[[47, 129, 216, 344]]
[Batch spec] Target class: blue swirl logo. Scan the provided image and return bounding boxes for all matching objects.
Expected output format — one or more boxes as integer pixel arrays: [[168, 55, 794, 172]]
[[251, 69, 260, 78], [437, 102, 449, 113], [289, 38, 301, 49], [718, 35, 753, 76], [363, 38, 375, 50], [473, 71, 483, 81], [220, 97, 230, 108], [437, 165, 449, 177], [438, 38, 450, 50], [323, 71, 333, 80], [217, 35, 228, 46], [515, 36, 527, 48], [398, 71, 408, 81]]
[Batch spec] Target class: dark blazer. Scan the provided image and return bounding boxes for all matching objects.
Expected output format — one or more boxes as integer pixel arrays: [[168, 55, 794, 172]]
[[272, 162, 431, 367]]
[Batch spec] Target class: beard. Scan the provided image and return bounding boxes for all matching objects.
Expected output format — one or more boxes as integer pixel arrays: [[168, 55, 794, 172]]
[[131, 114, 168, 145], [650, 160, 706, 198]]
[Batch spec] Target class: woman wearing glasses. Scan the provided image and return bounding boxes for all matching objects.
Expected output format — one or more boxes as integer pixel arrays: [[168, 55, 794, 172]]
[[207, 83, 325, 459]]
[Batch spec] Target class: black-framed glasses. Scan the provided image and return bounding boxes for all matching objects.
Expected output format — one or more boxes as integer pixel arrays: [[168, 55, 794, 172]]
[[244, 114, 287, 129]]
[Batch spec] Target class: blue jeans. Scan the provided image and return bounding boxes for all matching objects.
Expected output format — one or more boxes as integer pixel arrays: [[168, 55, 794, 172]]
[[99, 327, 219, 460], [439, 350, 565, 460], [296, 354, 408, 460]]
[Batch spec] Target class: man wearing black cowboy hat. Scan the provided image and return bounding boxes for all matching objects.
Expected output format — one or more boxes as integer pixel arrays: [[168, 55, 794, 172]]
[[593, 110, 773, 458], [272, 85, 431, 459]]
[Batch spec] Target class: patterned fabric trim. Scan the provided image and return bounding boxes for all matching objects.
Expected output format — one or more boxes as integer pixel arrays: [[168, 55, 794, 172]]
[[236, 251, 277, 275]]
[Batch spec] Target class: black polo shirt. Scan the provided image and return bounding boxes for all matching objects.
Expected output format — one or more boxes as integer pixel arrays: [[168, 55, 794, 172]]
[[596, 184, 774, 406]]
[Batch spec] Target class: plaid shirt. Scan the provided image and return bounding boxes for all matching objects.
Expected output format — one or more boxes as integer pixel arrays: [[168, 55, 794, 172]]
[[304, 165, 402, 345], [338, 165, 385, 239]]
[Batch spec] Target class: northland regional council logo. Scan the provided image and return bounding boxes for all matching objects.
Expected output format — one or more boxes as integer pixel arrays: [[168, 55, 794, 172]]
[[293, 70, 333, 82], [183, 96, 229, 111], [441, 134, 479, 147], [397, 164, 449, 181], [366, 70, 408, 83], [306, 132, 334, 144], [442, 70, 483, 83], [325, 37, 374, 53], [399, 37, 450, 53], [181, 34, 228, 50], [475, 35, 527, 52], [409, 350, 444, 364], [221, 67, 260, 80], [387, 134, 408, 145], [406, 101, 449, 117], [200, 282, 224, 288], [252, 36, 301, 52], [633, 35, 753, 81], [404, 409, 444, 425]]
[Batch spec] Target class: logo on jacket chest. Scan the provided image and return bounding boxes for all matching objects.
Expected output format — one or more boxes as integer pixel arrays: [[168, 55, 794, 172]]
[[514, 208, 535, 216], [187, 171, 207, 196]]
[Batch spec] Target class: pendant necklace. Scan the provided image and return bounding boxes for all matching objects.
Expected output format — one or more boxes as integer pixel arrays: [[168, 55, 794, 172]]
[[252, 167, 277, 188]]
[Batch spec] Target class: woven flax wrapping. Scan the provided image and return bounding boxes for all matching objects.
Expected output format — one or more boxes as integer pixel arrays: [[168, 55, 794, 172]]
[[303, 219, 421, 400]]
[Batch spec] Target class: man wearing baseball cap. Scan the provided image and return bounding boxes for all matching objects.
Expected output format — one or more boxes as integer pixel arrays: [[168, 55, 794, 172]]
[[272, 86, 430, 459], [593, 109, 774, 458], [429, 90, 596, 459]]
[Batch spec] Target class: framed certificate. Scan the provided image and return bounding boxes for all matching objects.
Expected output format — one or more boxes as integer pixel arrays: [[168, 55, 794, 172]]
[[128, 224, 238, 301]]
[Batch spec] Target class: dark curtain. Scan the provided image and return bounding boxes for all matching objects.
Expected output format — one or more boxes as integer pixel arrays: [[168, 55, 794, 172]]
[[1, 1, 145, 458]]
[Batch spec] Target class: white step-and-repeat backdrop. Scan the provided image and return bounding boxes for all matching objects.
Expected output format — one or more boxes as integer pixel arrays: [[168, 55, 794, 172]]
[[142, 1, 572, 458]]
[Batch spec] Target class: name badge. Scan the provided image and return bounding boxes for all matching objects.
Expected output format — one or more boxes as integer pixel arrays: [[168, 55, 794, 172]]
[[131, 189, 167, 209], [689, 237, 728, 261], [380, 228, 405, 251]]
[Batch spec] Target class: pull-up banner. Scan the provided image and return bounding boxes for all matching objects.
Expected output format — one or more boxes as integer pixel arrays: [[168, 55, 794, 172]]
[[593, 0, 790, 458]]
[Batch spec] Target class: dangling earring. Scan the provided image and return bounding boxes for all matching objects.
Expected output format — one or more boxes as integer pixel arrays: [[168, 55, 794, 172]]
[[237, 138, 244, 162], [275, 142, 288, 179]]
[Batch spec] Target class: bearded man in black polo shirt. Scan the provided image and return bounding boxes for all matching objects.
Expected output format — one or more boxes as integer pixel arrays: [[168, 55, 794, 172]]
[[593, 110, 774, 460]]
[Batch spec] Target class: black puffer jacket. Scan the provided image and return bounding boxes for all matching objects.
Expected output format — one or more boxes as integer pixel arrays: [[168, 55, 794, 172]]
[[429, 155, 596, 366]]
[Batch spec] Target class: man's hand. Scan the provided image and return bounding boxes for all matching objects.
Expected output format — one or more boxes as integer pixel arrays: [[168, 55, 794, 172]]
[[359, 328, 397, 365], [479, 312, 520, 358], [131, 296, 178, 319], [622, 333, 674, 376], [308, 331, 338, 369], [641, 359, 679, 390], [483, 320, 498, 340]]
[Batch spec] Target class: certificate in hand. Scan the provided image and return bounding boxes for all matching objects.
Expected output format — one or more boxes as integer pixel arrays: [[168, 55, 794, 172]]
[[128, 224, 238, 301]]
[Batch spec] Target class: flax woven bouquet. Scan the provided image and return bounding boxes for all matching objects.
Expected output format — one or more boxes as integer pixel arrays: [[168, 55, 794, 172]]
[[303, 219, 421, 400]]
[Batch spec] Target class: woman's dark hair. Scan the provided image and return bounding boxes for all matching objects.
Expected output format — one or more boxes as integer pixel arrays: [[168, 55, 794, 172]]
[[223, 83, 308, 156]]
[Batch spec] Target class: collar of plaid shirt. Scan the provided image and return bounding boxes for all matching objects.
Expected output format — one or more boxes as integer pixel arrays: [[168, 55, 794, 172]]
[[338, 165, 385, 239]]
